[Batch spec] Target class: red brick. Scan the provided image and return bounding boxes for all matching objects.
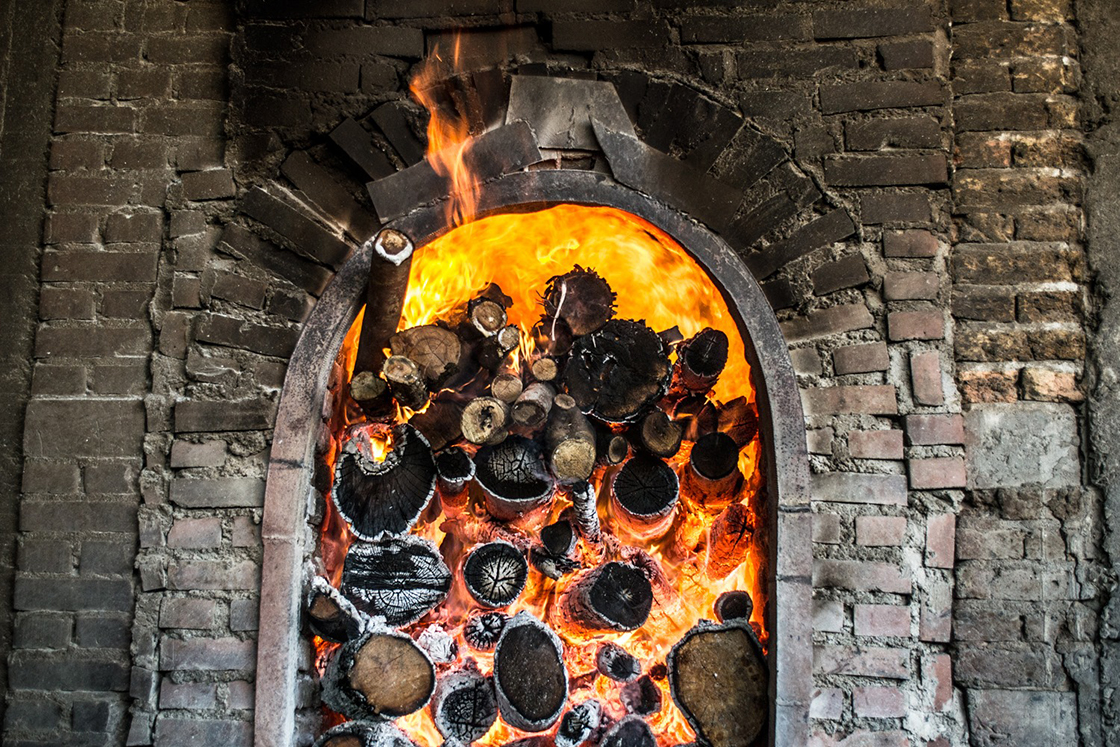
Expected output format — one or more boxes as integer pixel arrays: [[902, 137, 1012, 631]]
[[854, 604, 911, 637], [852, 686, 906, 718], [905, 414, 966, 445], [803, 385, 899, 416], [780, 304, 873, 342], [888, 310, 944, 341], [920, 580, 952, 642], [926, 514, 956, 568], [833, 342, 889, 375], [848, 430, 904, 460], [883, 272, 939, 301], [909, 457, 967, 489], [159, 637, 255, 671], [926, 654, 953, 711], [855, 516, 907, 547], [810, 687, 844, 720]]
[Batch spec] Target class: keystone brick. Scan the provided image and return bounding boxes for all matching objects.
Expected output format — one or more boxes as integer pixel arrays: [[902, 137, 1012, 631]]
[[218, 224, 332, 297], [169, 478, 265, 508], [849, 430, 904, 460], [909, 457, 967, 489], [814, 645, 910, 679], [552, 20, 669, 51], [814, 559, 912, 594], [906, 414, 966, 445], [803, 385, 899, 416], [780, 304, 873, 343], [833, 342, 889, 375], [812, 8, 933, 39], [812, 254, 869, 295], [160, 637, 256, 671], [846, 116, 941, 151], [852, 687, 906, 718], [884, 272, 939, 301], [855, 516, 908, 546], [241, 187, 350, 268], [820, 81, 942, 114], [825, 154, 949, 187], [926, 514, 957, 567]]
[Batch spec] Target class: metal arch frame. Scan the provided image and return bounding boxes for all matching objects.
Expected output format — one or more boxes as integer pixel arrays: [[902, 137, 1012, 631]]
[[255, 169, 812, 747]]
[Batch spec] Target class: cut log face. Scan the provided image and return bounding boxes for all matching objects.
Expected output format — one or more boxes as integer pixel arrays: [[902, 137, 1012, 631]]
[[491, 372, 525, 404], [541, 519, 576, 558], [493, 612, 568, 732], [430, 664, 498, 745], [474, 436, 556, 521], [667, 620, 769, 747], [714, 590, 754, 623], [600, 716, 656, 747], [332, 424, 437, 542], [322, 626, 436, 722], [313, 721, 419, 747], [542, 266, 617, 336], [463, 610, 508, 652], [563, 319, 671, 424], [461, 397, 511, 446], [596, 642, 640, 683], [717, 396, 759, 448], [610, 454, 679, 539], [341, 536, 452, 626], [383, 355, 430, 411], [513, 382, 556, 429], [637, 408, 683, 458], [463, 541, 529, 608], [554, 562, 653, 637], [556, 699, 603, 747], [478, 325, 521, 370], [546, 394, 597, 484], [530, 357, 558, 383], [390, 325, 463, 389], [670, 328, 729, 396], [681, 431, 743, 514], [435, 446, 475, 496], [349, 371, 394, 420], [308, 576, 366, 644]]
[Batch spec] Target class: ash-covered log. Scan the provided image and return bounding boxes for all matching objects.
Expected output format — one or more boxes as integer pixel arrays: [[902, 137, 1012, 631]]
[[322, 626, 435, 721], [477, 325, 520, 371], [717, 396, 759, 448], [620, 675, 662, 717], [409, 397, 465, 453], [543, 266, 617, 336], [382, 355, 429, 411], [610, 454, 679, 540], [563, 319, 671, 424], [430, 661, 498, 745], [714, 590, 754, 623], [596, 642, 640, 683], [635, 408, 683, 458], [669, 328, 728, 397], [600, 716, 656, 747], [313, 720, 418, 747], [435, 446, 474, 499], [390, 325, 462, 389], [463, 610, 508, 652], [417, 624, 459, 665], [566, 481, 601, 542], [355, 228, 414, 376], [474, 435, 555, 522], [461, 396, 510, 446], [667, 619, 768, 747], [680, 431, 743, 514], [308, 576, 366, 644], [349, 370, 394, 420], [513, 382, 556, 429], [491, 371, 524, 404], [463, 541, 529, 608], [532, 316, 574, 357], [332, 424, 437, 541], [553, 561, 653, 637], [707, 502, 753, 580], [493, 612, 568, 732], [546, 394, 597, 484], [556, 699, 602, 747], [341, 536, 451, 626]]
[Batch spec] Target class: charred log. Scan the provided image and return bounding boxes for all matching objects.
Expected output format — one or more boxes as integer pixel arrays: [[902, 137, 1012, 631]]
[[477, 326, 520, 371], [460, 396, 510, 446], [436, 446, 475, 495], [341, 536, 452, 626], [667, 619, 768, 747], [313, 721, 419, 747], [620, 675, 662, 717], [680, 431, 743, 514], [610, 455, 679, 540], [474, 436, 555, 522], [491, 372, 524, 404], [322, 626, 435, 721], [674, 397, 719, 443], [390, 325, 462, 389], [636, 408, 683, 459], [566, 480, 601, 543], [541, 519, 576, 558], [382, 355, 429, 411], [308, 576, 366, 644], [529, 545, 581, 580], [493, 612, 568, 732], [455, 284, 512, 339], [463, 541, 529, 608], [717, 396, 759, 448], [349, 370, 394, 420], [463, 610, 508, 652], [543, 266, 616, 336], [546, 394, 597, 484], [532, 316, 574, 357], [714, 590, 754, 623], [597, 429, 630, 466], [563, 319, 671, 424], [332, 424, 437, 541], [601, 716, 656, 747], [355, 228, 414, 375], [512, 382, 555, 429], [669, 328, 728, 397], [553, 562, 653, 637], [658, 325, 684, 346], [430, 662, 498, 745], [707, 503, 753, 580], [556, 700, 602, 747], [410, 398, 465, 453], [595, 642, 640, 683]]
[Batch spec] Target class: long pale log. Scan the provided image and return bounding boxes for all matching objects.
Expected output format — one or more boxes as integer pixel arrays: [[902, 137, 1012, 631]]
[[546, 394, 596, 484], [355, 228, 414, 375]]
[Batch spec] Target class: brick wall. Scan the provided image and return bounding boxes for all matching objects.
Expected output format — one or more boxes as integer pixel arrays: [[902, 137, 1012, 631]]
[[1, 1, 1108, 746]]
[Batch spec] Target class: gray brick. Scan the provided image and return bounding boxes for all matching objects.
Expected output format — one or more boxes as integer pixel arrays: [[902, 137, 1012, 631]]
[[79, 539, 136, 575], [76, 615, 131, 648], [41, 250, 159, 282], [825, 154, 949, 187], [861, 193, 931, 224], [812, 472, 908, 505], [241, 187, 350, 268], [160, 681, 219, 710], [71, 699, 112, 732], [104, 211, 163, 243], [174, 400, 276, 433], [39, 287, 96, 320], [552, 20, 670, 51], [821, 81, 943, 114], [4, 699, 65, 731], [160, 637, 256, 671], [169, 440, 227, 468], [8, 652, 130, 691], [815, 645, 910, 679], [846, 116, 941, 150], [154, 717, 252, 747], [21, 500, 137, 533], [967, 690, 1076, 746], [168, 560, 260, 591], [230, 598, 259, 632], [813, 8, 933, 39], [780, 304, 873, 342], [21, 461, 81, 494], [812, 254, 869, 295], [159, 598, 219, 630], [13, 613, 72, 649], [19, 539, 74, 573], [803, 384, 899, 415], [181, 169, 236, 201], [303, 26, 423, 57], [167, 517, 222, 549], [169, 478, 265, 508], [195, 312, 299, 358], [210, 271, 267, 309], [34, 325, 152, 359], [14, 578, 133, 612]]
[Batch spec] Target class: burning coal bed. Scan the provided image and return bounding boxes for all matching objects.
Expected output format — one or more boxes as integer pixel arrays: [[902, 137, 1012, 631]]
[[309, 256, 768, 747]]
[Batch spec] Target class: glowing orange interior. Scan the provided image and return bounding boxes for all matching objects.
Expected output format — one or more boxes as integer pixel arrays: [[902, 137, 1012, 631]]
[[316, 204, 767, 747]]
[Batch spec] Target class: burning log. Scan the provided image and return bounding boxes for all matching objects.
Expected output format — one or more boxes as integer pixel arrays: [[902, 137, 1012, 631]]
[[455, 283, 512, 339], [706, 502, 753, 580], [529, 545, 581, 580], [556, 700, 602, 747], [680, 431, 743, 514], [717, 396, 759, 449], [382, 355, 429, 411], [332, 424, 437, 541], [349, 370, 394, 420], [674, 397, 719, 442], [658, 325, 684, 346], [461, 396, 510, 446], [435, 447, 474, 515], [493, 612, 568, 732], [598, 429, 630, 466], [543, 266, 617, 336], [463, 610, 508, 652], [566, 480, 601, 542], [417, 624, 459, 665], [601, 716, 656, 747], [553, 561, 653, 637], [390, 325, 463, 389], [541, 518, 576, 558], [530, 356, 558, 383], [307, 576, 366, 644], [477, 325, 520, 371], [512, 382, 556, 429], [313, 721, 418, 747], [532, 316, 574, 357], [635, 408, 683, 459], [610, 455, 679, 540], [341, 536, 452, 626], [669, 328, 729, 397], [667, 619, 768, 747], [563, 319, 671, 424], [410, 397, 465, 453], [596, 642, 640, 683], [322, 626, 436, 721], [546, 394, 597, 484], [463, 541, 529, 608], [620, 675, 662, 717], [430, 661, 498, 745], [355, 228, 414, 375], [474, 435, 555, 522], [714, 590, 754, 623], [491, 371, 524, 404]]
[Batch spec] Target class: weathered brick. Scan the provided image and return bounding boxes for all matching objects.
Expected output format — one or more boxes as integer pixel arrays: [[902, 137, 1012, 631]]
[[228, 680, 255, 709], [168, 560, 260, 590], [19, 539, 74, 573], [959, 368, 1019, 403], [230, 598, 260, 632], [954, 602, 1023, 641], [956, 647, 1065, 688], [181, 169, 236, 201], [681, 14, 810, 43], [884, 272, 939, 301], [952, 287, 1016, 322], [160, 637, 255, 671], [812, 254, 869, 295], [169, 478, 265, 508], [41, 250, 158, 282], [25, 400, 145, 459], [954, 169, 1081, 209], [552, 20, 669, 51], [967, 689, 1077, 745], [814, 645, 910, 679], [861, 193, 931, 224], [104, 211, 163, 244], [1018, 291, 1080, 323], [210, 272, 267, 309], [167, 518, 223, 549], [55, 104, 137, 134], [780, 304, 873, 343], [954, 22, 1071, 59], [811, 687, 844, 719], [10, 653, 130, 691], [49, 138, 106, 171], [955, 92, 1050, 131], [1021, 367, 1082, 403], [957, 519, 1026, 560], [160, 681, 219, 710], [846, 116, 941, 151], [5, 698, 65, 730], [956, 327, 1029, 361], [76, 615, 130, 649], [957, 561, 1073, 601], [147, 34, 229, 65], [825, 154, 949, 187], [304, 26, 423, 57], [880, 39, 936, 70], [790, 347, 823, 376], [31, 364, 87, 396], [906, 414, 966, 445], [833, 342, 889, 375], [154, 717, 252, 746], [820, 81, 942, 114], [22, 460, 81, 494], [803, 385, 899, 416], [813, 513, 842, 544], [814, 559, 912, 593], [852, 686, 906, 718], [884, 230, 939, 258], [48, 174, 135, 206], [117, 69, 172, 100], [813, 8, 933, 39], [14, 578, 133, 612], [176, 70, 229, 100], [80, 540, 136, 575], [738, 47, 858, 78], [21, 499, 136, 533], [748, 209, 857, 279], [45, 212, 99, 244], [909, 352, 944, 406], [910, 456, 967, 489], [848, 430, 904, 460], [169, 440, 227, 469], [231, 516, 260, 548], [160, 598, 219, 630], [14, 613, 72, 649], [926, 513, 957, 568], [855, 516, 908, 547]]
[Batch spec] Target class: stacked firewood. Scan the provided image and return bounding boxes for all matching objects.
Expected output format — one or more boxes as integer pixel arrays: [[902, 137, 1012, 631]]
[[311, 261, 768, 747]]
